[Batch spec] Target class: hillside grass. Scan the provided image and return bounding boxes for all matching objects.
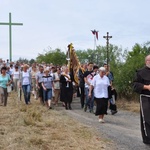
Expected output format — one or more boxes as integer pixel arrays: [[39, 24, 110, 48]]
[[116, 98, 140, 113], [0, 92, 112, 150]]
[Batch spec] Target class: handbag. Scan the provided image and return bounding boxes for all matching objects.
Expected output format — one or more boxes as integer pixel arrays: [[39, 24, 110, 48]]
[[7, 85, 12, 93], [107, 86, 112, 99]]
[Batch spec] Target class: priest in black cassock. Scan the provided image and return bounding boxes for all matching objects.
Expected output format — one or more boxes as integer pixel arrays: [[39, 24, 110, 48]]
[[133, 55, 150, 144]]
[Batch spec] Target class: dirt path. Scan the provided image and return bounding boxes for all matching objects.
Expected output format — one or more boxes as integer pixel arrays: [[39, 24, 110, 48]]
[[58, 98, 150, 150]]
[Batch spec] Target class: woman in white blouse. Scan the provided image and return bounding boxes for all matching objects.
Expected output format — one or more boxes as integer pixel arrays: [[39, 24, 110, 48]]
[[89, 67, 110, 123], [12, 65, 20, 92], [19, 64, 32, 105]]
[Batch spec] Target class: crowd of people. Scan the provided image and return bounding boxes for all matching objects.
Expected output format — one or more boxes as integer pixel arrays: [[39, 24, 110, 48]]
[[0, 59, 77, 110], [0, 59, 118, 121], [1, 54, 150, 145]]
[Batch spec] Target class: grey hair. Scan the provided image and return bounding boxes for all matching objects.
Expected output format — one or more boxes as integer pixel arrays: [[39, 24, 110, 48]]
[[99, 67, 106, 72]]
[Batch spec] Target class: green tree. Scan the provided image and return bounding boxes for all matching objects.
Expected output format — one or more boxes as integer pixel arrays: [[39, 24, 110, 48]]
[[29, 59, 35, 64], [17, 57, 29, 64], [114, 43, 150, 99], [36, 48, 66, 65]]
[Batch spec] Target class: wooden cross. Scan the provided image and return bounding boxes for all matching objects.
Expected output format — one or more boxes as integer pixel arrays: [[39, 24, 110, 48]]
[[0, 13, 23, 61], [103, 32, 112, 65]]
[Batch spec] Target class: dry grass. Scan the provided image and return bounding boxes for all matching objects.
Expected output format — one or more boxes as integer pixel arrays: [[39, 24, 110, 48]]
[[116, 98, 140, 113], [0, 92, 112, 150]]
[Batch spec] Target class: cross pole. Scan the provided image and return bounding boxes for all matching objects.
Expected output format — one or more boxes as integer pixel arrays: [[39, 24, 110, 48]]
[[0, 13, 23, 61], [103, 32, 112, 66]]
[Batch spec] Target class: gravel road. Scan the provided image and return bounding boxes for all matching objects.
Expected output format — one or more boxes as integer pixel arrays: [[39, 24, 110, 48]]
[[57, 98, 150, 150]]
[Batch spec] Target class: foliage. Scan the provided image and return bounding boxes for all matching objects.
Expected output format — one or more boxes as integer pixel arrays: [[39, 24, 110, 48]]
[[17, 57, 29, 64], [75, 45, 123, 67], [29, 59, 35, 64], [36, 48, 66, 65], [15, 57, 36, 64], [113, 43, 150, 99]]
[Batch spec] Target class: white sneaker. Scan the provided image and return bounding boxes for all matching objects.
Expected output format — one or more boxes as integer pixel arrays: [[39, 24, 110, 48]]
[[98, 119, 105, 123], [99, 119, 103, 123], [102, 119, 105, 123]]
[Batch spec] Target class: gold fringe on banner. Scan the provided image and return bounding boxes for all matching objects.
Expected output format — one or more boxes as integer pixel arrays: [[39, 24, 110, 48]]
[[67, 43, 80, 85]]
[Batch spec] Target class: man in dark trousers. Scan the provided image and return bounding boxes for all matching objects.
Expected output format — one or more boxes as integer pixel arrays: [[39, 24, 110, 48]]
[[78, 64, 87, 108], [133, 54, 150, 144], [104, 63, 118, 115], [84, 63, 98, 113]]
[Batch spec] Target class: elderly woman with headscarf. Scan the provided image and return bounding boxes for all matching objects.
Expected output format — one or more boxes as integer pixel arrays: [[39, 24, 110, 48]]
[[89, 67, 111, 123]]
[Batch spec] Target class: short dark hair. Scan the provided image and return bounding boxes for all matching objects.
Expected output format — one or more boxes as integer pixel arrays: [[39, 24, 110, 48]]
[[1, 67, 7, 73], [1, 67, 7, 70], [88, 62, 93, 66], [15, 65, 18, 69], [93, 65, 98, 70]]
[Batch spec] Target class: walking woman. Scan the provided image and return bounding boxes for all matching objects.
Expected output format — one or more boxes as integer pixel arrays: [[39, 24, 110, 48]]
[[36, 65, 44, 104], [42, 67, 53, 109], [12, 65, 20, 92], [31, 66, 38, 99], [60, 66, 73, 110], [0, 67, 12, 106], [53, 67, 61, 106], [19, 64, 32, 105], [89, 67, 110, 123]]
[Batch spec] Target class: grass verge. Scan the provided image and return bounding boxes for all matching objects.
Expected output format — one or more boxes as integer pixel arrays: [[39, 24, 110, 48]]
[[116, 98, 140, 113], [0, 92, 113, 150]]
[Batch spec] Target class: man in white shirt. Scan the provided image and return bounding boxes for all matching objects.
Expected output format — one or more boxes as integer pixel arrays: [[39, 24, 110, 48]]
[[84, 63, 98, 113]]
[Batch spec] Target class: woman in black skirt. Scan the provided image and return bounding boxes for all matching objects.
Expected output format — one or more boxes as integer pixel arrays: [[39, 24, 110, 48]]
[[60, 66, 73, 110], [89, 67, 110, 123]]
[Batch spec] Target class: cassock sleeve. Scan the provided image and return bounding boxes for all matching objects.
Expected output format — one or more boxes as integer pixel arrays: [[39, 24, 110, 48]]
[[133, 71, 144, 94]]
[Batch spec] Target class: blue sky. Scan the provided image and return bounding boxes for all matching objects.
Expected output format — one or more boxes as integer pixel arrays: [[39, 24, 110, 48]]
[[0, 0, 150, 61]]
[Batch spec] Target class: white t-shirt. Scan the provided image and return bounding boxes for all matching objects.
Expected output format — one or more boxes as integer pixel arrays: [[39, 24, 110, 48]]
[[22, 72, 30, 85], [91, 74, 110, 98], [12, 71, 20, 79], [10, 67, 14, 74], [84, 71, 95, 88]]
